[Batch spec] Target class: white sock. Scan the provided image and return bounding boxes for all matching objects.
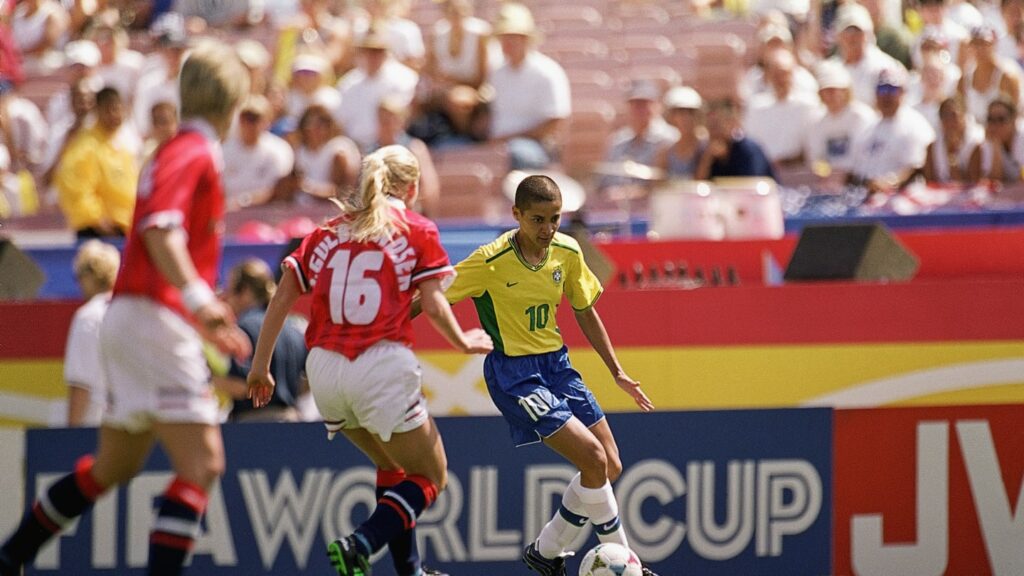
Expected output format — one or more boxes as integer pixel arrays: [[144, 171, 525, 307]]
[[536, 473, 590, 558], [576, 480, 628, 547]]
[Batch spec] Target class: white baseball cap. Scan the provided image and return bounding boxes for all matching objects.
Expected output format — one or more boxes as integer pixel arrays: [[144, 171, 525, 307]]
[[65, 40, 101, 67], [663, 86, 703, 110]]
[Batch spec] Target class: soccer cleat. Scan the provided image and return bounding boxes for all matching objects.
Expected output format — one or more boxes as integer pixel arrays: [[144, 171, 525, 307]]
[[522, 542, 567, 576], [327, 536, 371, 576]]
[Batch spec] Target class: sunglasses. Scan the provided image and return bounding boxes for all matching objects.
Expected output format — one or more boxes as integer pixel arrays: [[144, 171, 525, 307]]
[[987, 114, 1012, 125], [876, 84, 902, 96], [240, 111, 262, 123]]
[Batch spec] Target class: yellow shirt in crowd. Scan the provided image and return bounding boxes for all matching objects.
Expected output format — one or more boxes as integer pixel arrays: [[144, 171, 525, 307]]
[[55, 126, 138, 233]]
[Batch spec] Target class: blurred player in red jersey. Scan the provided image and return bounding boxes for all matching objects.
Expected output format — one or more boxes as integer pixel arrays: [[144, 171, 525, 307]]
[[0, 40, 251, 576], [247, 144, 493, 576]]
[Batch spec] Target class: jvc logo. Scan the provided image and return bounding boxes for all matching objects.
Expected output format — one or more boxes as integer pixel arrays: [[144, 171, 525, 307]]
[[851, 420, 1024, 576]]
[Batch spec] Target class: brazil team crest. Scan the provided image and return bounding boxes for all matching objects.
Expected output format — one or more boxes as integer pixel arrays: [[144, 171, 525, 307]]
[[552, 266, 563, 284]]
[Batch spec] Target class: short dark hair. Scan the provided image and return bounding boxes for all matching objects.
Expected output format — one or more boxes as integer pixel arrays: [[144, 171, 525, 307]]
[[95, 86, 121, 107], [514, 175, 561, 209]]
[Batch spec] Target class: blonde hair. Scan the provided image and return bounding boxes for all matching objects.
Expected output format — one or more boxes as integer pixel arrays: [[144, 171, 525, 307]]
[[346, 145, 419, 243], [73, 240, 120, 291], [179, 39, 250, 128]]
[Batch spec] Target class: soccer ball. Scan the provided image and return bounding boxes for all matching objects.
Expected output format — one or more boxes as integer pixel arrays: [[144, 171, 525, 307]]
[[578, 543, 643, 576]]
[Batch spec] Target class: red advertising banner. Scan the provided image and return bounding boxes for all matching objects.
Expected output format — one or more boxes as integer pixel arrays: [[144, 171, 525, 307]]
[[834, 405, 1024, 575]]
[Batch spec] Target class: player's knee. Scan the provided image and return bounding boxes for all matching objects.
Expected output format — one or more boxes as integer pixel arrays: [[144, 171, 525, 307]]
[[580, 443, 609, 480], [605, 455, 623, 483]]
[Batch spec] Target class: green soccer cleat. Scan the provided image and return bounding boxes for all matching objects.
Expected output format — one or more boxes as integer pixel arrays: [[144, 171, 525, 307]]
[[327, 536, 371, 576]]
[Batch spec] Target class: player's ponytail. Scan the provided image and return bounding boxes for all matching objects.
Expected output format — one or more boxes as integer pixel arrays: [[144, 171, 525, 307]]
[[347, 145, 419, 243]]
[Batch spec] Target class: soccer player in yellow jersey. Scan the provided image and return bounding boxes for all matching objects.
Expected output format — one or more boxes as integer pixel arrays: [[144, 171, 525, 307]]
[[444, 175, 659, 576]]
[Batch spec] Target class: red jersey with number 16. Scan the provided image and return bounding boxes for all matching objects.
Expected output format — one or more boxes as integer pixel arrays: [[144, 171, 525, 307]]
[[113, 122, 226, 318], [283, 206, 455, 359]]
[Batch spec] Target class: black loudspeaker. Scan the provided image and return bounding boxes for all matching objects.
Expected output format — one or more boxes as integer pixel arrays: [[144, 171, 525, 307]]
[[784, 223, 919, 282], [0, 239, 45, 300]]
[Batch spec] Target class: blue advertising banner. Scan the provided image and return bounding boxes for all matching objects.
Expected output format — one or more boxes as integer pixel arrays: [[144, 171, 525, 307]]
[[23, 409, 831, 575]]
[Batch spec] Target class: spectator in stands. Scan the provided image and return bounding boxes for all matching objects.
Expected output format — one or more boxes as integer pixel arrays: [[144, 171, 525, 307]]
[[848, 68, 935, 195], [829, 2, 906, 106], [143, 100, 177, 158], [373, 97, 440, 217], [998, 0, 1024, 62], [0, 11, 25, 85], [408, 83, 488, 149], [488, 2, 571, 170], [425, 0, 496, 90], [133, 13, 188, 138], [279, 0, 352, 76], [804, 62, 877, 176], [89, 10, 145, 109], [11, 0, 68, 73], [236, 39, 272, 96], [65, 239, 120, 427], [335, 25, 418, 152], [0, 77, 47, 177], [967, 95, 1024, 182], [54, 87, 140, 238], [695, 98, 776, 180], [656, 86, 706, 180], [599, 81, 677, 192], [46, 39, 102, 130], [741, 20, 818, 100], [223, 95, 295, 211], [958, 24, 1020, 125], [41, 77, 95, 192], [284, 52, 341, 129], [174, 0, 264, 29], [352, 0, 426, 71], [910, 49, 958, 130], [286, 103, 361, 203], [859, 0, 914, 68], [744, 48, 819, 166], [923, 96, 983, 183], [218, 259, 309, 423], [914, 0, 969, 67]]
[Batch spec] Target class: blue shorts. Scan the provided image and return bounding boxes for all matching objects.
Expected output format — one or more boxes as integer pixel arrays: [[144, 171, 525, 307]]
[[483, 346, 605, 447]]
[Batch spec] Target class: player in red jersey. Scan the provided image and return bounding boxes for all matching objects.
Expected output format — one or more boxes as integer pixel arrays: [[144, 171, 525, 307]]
[[0, 40, 251, 576], [247, 144, 493, 576]]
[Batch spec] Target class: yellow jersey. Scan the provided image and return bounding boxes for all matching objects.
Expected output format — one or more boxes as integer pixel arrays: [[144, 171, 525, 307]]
[[446, 230, 602, 356]]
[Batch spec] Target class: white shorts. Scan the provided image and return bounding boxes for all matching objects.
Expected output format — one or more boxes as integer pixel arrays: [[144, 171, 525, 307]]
[[306, 341, 428, 442], [100, 296, 219, 433]]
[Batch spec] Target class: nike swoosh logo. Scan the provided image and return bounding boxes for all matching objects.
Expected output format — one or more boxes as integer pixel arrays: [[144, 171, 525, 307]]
[[506, 282, 519, 287]]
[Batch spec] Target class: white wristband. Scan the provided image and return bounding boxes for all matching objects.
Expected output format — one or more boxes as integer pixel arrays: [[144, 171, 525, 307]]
[[181, 280, 216, 314]]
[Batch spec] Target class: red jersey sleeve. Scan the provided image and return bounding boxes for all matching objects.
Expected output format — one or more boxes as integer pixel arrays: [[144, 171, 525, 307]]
[[409, 215, 454, 288]]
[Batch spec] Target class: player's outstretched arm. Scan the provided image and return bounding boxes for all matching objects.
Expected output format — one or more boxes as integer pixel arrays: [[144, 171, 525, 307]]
[[143, 227, 251, 360], [419, 277, 493, 354], [247, 269, 301, 408], [574, 306, 654, 412]]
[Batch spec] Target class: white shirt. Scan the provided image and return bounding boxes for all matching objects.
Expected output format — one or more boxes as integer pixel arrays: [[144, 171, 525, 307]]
[[295, 135, 360, 191], [335, 58, 418, 151], [851, 106, 936, 180], [830, 47, 906, 106], [222, 131, 295, 206], [489, 51, 571, 140], [96, 49, 146, 105], [64, 293, 111, 427], [744, 91, 819, 162], [804, 100, 878, 172], [431, 16, 500, 84], [5, 95, 48, 168]]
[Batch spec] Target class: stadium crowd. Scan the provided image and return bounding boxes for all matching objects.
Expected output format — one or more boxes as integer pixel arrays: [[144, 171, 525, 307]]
[[1, 0, 1023, 230]]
